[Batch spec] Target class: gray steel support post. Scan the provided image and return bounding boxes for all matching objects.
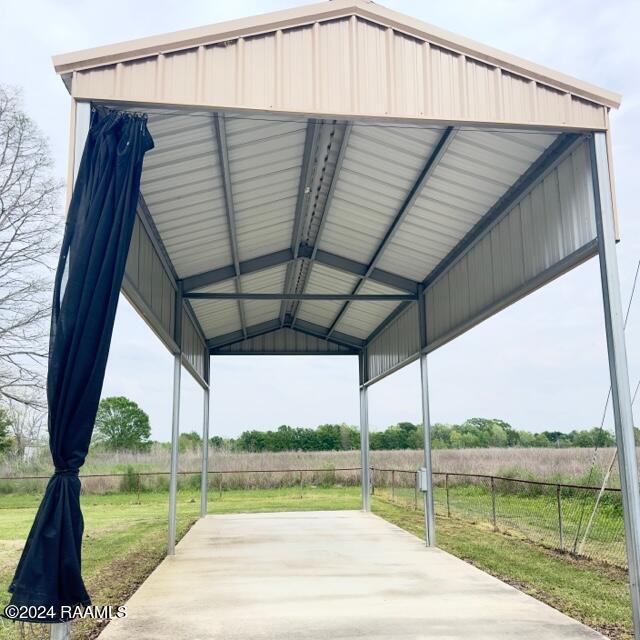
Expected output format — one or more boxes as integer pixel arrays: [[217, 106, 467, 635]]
[[167, 353, 181, 553], [50, 622, 71, 640], [200, 377, 210, 518], [50, 100, 91, 640], [592, 132, 640, 639], [168, 285, 183, 555], [418, 286, 436, 546], [359, 352, 370, 512], [420, 353, 436, 546]]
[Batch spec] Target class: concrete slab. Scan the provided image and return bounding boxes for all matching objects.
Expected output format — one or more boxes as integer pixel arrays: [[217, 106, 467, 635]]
[[98, 511, 605, 640]]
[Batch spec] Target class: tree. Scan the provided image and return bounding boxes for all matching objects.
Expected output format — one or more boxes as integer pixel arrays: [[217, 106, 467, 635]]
[[0, 86, 63, 407], [0, 405, 12, 454], [6, 400, 44, 459], [179, 430, 202, 452], [93, 396, 151, 451]]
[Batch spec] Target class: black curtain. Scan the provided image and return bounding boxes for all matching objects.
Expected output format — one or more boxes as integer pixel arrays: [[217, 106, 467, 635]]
[[8, 106, 153, 621]]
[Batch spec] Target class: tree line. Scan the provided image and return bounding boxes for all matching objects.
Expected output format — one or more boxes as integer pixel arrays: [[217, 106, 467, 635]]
[[211, 418, 620, 452], [1, 396, 628, 458]]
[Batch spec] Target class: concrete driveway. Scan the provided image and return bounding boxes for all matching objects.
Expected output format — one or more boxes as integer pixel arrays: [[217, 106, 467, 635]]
[[97, 510, 605, 640]]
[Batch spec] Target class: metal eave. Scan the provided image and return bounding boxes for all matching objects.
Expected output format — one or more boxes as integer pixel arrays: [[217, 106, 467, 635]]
[[181, 244, 419, 294], [327, 126, 456, 337], [213, 112, 247, 339]]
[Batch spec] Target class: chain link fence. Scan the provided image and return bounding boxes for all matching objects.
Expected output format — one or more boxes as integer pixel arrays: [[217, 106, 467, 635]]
[[1, 467, 626, 567], [371, 467, 626, 568], [0, 467, 362, 499]]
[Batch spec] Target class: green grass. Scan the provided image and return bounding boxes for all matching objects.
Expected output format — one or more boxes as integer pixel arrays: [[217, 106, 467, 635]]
[[379, 483, 626, 567], [0, 487, 632, 640], [372, 496, 632, 640]]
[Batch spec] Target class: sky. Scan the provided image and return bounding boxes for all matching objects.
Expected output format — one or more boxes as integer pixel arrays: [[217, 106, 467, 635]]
[[1, 0, 638, 442]]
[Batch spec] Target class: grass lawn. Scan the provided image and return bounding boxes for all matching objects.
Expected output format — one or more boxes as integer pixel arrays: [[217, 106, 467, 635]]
[[379, 483, 626, 567], [0, 487, 632, 639]]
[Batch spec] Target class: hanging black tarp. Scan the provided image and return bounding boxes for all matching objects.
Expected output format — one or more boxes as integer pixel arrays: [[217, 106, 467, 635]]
[[8, 105, 153, 621]]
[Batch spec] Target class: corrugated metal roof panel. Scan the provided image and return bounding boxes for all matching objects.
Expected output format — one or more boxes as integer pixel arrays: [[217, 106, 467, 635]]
[[377, 130, 559, 281], [295, 263, 360, 329], [142, 113, 232, 279], [226, 117, 307, 262], [319, 124, 445, 264], [240, 265, 287, 327], [190, 278, 241, 339], [334, 279, 404, 339]]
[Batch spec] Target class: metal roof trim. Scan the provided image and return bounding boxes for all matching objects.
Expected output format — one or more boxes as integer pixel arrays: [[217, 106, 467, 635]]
[[52, 0, 620, 109]]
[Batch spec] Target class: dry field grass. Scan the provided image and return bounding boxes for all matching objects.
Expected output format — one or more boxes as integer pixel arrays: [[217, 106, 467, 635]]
[[0, 445, 625, 493]]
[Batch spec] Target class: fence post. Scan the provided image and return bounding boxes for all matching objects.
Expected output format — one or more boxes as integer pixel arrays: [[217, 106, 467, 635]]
[[218, 472, 222, 499], [136, 473, 141, 505], [557, 484, 564, 552], [414, 477, 418, 510], [299, 470, 303, 499], [445, 474, 451, 517], [491, 476, 497, 530], [371, 467, 375, 496], [392, 470, 395, 502]]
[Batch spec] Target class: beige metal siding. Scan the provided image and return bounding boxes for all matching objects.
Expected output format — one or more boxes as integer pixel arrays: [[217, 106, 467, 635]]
[[425, 139, 597, 350], [123, 215, 176, 349], [70, 16, 607, 130], [366, 302, 419, 382]]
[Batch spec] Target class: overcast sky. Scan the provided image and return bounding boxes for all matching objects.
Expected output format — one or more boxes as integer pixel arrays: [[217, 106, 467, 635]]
[[1, 0, 638, 442]]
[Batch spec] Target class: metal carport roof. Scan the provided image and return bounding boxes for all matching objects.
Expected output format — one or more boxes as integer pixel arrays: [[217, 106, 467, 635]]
[[51, 4, 640, 636], [54, 0, 619, 383]]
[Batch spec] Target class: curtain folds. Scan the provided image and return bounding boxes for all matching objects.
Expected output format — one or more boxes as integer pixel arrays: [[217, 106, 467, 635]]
[[8, 105, 153, 621]]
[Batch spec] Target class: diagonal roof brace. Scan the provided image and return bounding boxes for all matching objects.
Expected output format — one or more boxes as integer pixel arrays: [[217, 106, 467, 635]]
[[327, 126, 457, 337]]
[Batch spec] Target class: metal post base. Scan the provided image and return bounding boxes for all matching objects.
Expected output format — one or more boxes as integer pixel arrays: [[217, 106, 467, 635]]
[[50, 621, 72, 640]]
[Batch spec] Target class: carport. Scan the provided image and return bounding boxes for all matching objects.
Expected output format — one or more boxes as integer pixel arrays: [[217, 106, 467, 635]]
[[46, 0, 640, 637]]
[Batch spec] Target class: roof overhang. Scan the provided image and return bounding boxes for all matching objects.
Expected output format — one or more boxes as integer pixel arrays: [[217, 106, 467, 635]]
[[57, 2, 618, 385]]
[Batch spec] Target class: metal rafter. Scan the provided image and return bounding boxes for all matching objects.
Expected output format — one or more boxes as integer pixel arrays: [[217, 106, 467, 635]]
[[279, 120, 321, 326], [327, 126, 457, 337], [181, 244, 418, 294], [290, 122, 353, 327], [213, 112, 247, 338]]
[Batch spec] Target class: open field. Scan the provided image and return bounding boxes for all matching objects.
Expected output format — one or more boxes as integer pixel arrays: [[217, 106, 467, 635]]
[[0, 446, 627, 490], [0, 486, 633, 640]]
